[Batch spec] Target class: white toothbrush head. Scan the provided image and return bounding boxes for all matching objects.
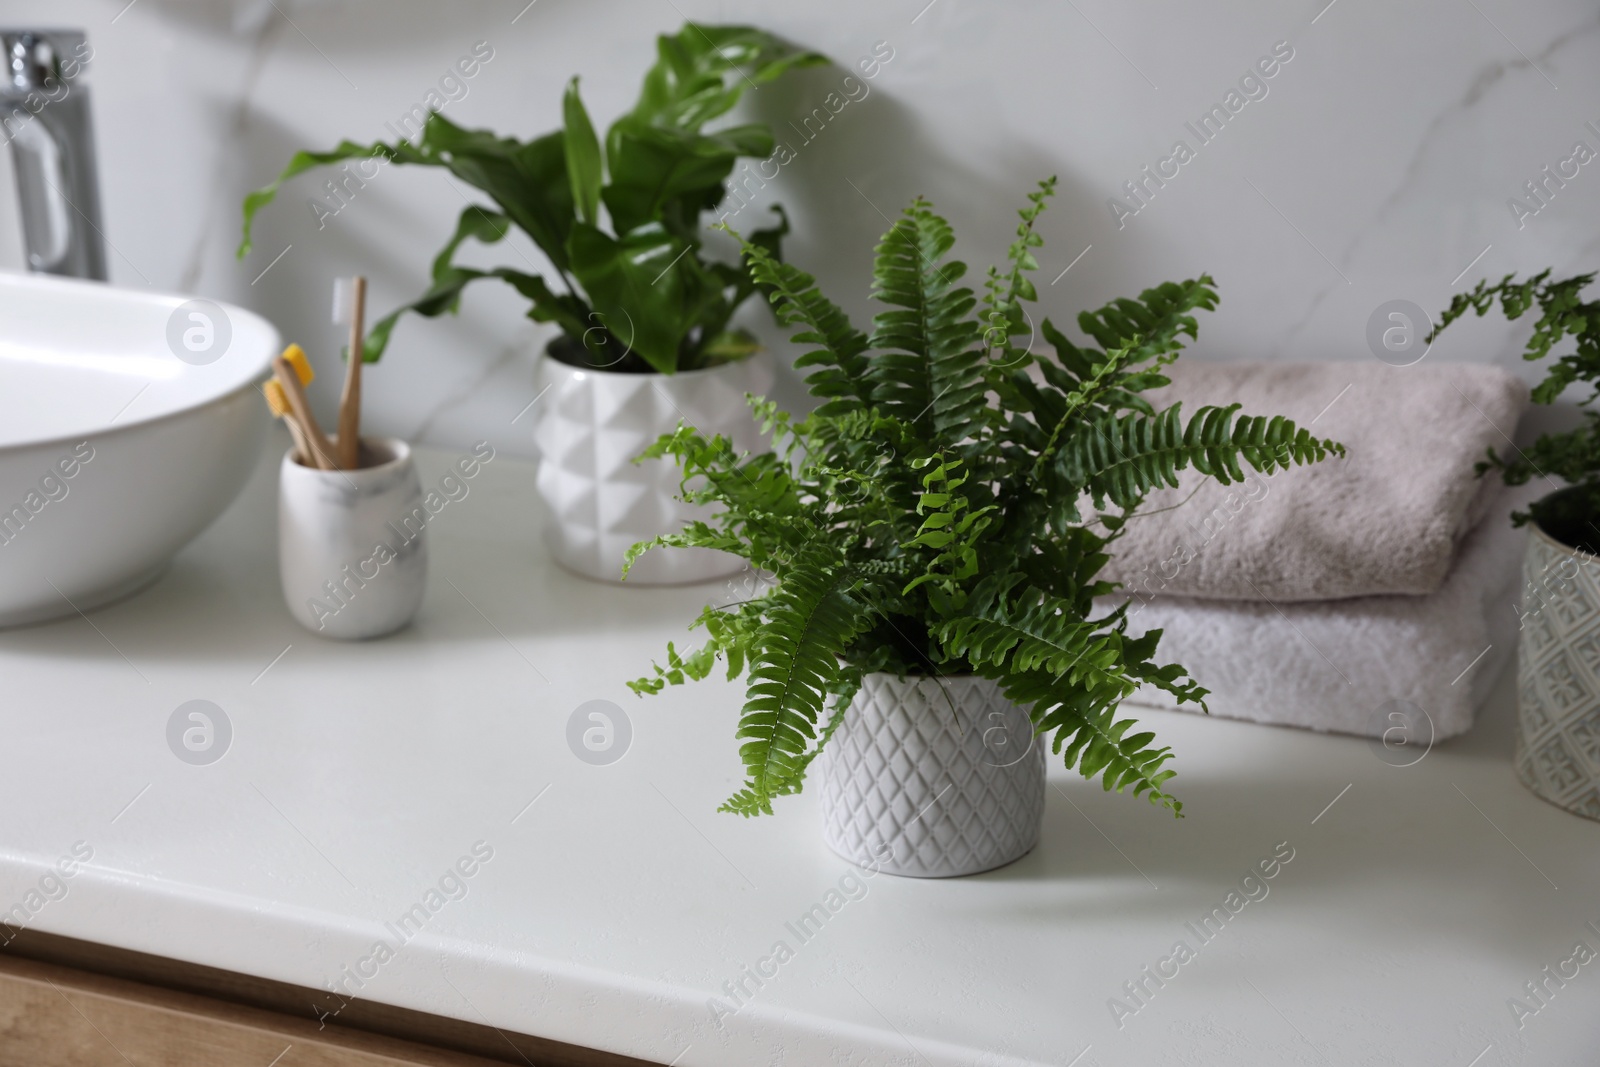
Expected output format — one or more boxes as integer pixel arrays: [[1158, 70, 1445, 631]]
[[332, 276, 354, 326]]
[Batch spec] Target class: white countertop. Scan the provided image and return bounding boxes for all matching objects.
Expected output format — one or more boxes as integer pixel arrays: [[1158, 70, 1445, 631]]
[[3, 434, 1598, 1066]]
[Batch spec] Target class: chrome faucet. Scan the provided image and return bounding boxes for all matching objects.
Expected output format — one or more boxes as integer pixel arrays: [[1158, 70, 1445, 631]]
[[0, 30, 106, 280]]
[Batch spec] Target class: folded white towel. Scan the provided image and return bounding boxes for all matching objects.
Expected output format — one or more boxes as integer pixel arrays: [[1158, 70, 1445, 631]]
[[1107, 484, 1537, 740], [1100, 361, 1528, 602]]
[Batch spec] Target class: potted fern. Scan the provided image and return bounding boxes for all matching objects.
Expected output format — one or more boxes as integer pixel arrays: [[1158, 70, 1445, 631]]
[[238, 24, 826, 584], [1430, 271, 1600, 820], [629, 180, 1343, 876]]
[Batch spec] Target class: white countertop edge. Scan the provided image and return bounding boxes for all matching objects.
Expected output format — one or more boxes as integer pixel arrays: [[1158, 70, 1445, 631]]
[[2, 848, 1057, 1067]]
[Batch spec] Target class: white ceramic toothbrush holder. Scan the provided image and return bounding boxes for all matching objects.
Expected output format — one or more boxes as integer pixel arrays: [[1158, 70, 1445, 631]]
[[278, 437, 427, 639]]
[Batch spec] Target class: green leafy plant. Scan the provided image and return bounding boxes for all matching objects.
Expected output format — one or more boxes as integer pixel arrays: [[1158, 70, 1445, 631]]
[[1430, 270, 1600, 550], [238, 24, 826, 374], [627, 179, 1344, 817]]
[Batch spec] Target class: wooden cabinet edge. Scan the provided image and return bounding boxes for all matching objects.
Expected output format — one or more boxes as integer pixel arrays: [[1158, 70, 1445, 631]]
[[0, 951, 504, 1066], [0, 926, 664, 1067]]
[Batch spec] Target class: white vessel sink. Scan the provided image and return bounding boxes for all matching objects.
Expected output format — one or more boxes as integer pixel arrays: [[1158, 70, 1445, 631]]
[[0, 272, 277, 626]]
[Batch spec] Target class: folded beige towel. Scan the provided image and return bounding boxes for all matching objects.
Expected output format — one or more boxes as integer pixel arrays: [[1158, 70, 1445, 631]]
[[1101, 361, 1528, 602], [1108, 484, 1535, 739]]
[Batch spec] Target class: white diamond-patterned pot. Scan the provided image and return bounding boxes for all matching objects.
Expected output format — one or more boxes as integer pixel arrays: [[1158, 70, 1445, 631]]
[[531, 346, 773, 585], [817, 673, 1046, 878], [1515, 523, 1600, 820]]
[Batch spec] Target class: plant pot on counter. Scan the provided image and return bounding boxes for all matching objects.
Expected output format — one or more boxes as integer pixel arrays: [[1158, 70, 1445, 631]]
[[531, 338, 773, 585], [1515, 514, 1600, 821], [816, 673, 1046, 878]]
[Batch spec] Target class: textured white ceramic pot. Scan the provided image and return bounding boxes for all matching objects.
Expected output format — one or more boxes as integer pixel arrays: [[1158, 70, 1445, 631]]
[[531, 345, 773, 585], [817, 673, 1046, 878], [278, 437, 427, 640], [1514, 522, 1600, 820]]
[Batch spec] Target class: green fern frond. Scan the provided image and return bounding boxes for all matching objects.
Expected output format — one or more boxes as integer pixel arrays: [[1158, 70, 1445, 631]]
[[901, 456, 996, 612], [720, 548, 871, 816], [1074, 277, 1220, 376], [633, 180, 1347, 820], [633, 422, 819, 570], [727, 229, 874, 415], [1029, 335, 1142, 480], [1429, 270, 1600, 405], [930, 346, 992, 449], [866, 199, 986, 442], [627, 640, 712, 695], [1062, 403, 1344, 511], [1117, 626, 1209, 709], [1479, 416, 1600, 488], [994, 666, 1182, 814], [982, 177, 1056, 360], [629, 600, 765, 694], [624, 523, 748, 579], [936, 579, 1117, 687], [781, 661, 874, 787]]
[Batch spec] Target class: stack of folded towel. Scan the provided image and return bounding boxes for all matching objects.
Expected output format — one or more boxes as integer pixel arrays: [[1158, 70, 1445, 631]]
[[1100, 361, 1531, 740]]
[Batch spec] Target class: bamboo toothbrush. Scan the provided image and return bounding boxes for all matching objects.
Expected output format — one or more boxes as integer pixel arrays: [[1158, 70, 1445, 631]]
[[334, 276, 367, 470], [263, 378, 314, 464], [273, 344, 338, 470]]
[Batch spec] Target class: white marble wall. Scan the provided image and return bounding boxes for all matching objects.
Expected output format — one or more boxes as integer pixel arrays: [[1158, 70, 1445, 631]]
[[4, 0, 1599, 454]]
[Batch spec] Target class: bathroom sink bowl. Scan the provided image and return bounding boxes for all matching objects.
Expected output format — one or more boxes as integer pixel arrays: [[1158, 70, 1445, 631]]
[[0, 273, 278, 626]]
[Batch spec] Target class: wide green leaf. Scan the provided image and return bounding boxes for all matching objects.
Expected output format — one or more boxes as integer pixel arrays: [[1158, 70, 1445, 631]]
[[603, 119, 773, 238], [363, 265, 589, 363], [417, 116, 575, 273], [238, 24, 821, 370], [562, 78, 604, 226], [236, 115, 577, 274], [567, 221, 718, 374], [626, 23, 828, 132], [238, 139, 397, 257], [351, 203, 588, 361]]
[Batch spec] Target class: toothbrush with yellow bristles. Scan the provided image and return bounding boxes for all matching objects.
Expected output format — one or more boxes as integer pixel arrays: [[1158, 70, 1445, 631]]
[[263, 274, 373, 471], [263, 378, 314, 464], [266, 343, 338, 470]]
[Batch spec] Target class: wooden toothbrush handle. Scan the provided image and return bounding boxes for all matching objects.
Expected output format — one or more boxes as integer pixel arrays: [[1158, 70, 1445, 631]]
[[274, 357, 338, 470], [338, 276, 366, 470], [281, 410, 314, 466]]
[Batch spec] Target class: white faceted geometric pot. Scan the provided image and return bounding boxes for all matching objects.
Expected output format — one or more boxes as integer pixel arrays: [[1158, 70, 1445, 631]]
[[530, 343, 773, 585], [817, 673, 1046, 878], [1514, 522, 1600, 820]]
